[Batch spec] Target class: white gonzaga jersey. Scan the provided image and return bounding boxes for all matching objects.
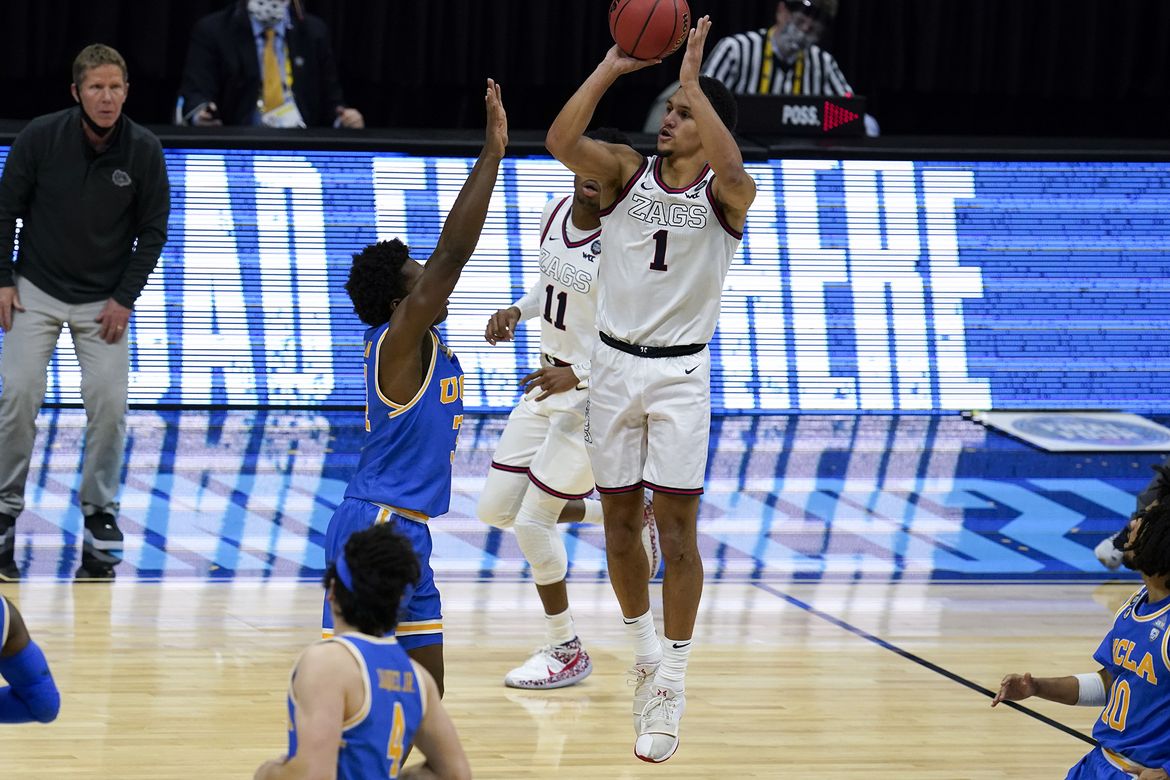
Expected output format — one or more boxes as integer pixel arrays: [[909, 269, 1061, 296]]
[[597, 156, 743, 346], [517, 196, 602, 365]]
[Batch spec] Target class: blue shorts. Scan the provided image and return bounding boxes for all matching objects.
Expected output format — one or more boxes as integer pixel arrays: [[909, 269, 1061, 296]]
[[321, 497, 442, 651], [1065, 747, 1134, 780]]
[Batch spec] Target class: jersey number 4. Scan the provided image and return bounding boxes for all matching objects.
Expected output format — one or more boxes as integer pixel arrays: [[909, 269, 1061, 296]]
[[387, 701, 406, 776]]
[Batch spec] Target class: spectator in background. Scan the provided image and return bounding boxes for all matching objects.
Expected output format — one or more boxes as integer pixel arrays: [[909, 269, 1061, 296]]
[[0, 44, 170, 581], [178, 0, 364, 129], [643, 0, 874, 135]]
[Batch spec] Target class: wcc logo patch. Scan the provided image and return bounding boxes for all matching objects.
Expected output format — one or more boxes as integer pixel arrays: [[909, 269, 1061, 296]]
[[112, 169, 132, 187]]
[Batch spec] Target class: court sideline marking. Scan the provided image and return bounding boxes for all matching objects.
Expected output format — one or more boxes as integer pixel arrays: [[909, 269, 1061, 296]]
[[754, 582, 1097, 747]]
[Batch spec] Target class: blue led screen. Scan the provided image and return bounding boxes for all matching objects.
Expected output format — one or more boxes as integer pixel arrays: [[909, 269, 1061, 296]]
[[1, 148, 1168, 412]]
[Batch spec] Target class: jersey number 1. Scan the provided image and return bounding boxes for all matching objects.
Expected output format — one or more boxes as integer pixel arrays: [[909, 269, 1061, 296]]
[[649, 229, 669, 271]]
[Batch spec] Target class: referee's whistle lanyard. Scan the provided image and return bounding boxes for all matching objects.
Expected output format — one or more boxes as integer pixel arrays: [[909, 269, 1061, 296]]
[[762, 25, 805, 95]]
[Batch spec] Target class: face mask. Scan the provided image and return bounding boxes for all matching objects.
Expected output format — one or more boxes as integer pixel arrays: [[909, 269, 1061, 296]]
[[775, 21, 813, 60], [78, 102, 117, 138], [247, 0, 290, 28]]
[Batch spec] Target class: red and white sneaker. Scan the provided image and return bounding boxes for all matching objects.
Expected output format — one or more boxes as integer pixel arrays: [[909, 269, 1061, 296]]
[[628, 661, 659, 733], [642, 493, 662, 580], [504, 637, 592, 689], [634, 686, 686, 763]]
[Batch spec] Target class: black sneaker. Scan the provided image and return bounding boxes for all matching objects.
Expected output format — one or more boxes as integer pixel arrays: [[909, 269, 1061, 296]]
[[77, 512, 123, 581], [74, 563, 116, 581], [0, 514, 17, 581]]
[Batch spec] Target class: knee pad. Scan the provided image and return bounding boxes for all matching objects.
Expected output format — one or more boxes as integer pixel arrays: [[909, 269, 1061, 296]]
[[477, 468, 528, 529], [0, 640, 60, 723], [514, 483, 568, 586]]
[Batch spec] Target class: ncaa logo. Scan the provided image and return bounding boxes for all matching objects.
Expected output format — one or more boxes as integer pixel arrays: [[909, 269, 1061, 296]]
[[1012, 415, 1170, 447], [590, 240, 601, 255], [782, 105, 819, 126], [112, 169, 132, 187]]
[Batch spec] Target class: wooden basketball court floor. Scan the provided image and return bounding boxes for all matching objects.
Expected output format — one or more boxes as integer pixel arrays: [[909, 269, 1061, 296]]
[[0, 409, 1159, 778]]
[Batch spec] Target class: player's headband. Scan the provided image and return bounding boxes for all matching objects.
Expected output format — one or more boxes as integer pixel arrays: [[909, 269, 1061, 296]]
[[335, 551, 355, 591]]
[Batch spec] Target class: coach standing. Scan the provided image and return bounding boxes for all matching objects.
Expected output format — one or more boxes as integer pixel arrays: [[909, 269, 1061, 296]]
[[0, 44, 169, 581]]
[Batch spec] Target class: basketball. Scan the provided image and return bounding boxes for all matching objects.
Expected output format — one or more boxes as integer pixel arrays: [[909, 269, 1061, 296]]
[[608, 0, 691, 61]]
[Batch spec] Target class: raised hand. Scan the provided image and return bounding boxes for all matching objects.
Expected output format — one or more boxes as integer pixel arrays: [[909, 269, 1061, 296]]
[[484, 79, 508, 158], [602, 45, 661, 77], [679, 15, 713, 86]]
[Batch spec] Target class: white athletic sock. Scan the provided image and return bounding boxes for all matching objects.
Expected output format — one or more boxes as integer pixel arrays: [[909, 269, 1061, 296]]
[[654, 637, 691, 693], [545, 608, 576, 646], [623, 609, 662, 664], [580, 498, 604, 525]]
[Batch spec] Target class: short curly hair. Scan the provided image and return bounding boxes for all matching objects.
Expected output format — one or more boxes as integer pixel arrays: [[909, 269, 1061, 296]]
[[699, 76, 738, 132], [586, 126, 632, 147], [324, 523, 421, 637], [345, 239, 412, 327], [1125, 464, 1170, 579]]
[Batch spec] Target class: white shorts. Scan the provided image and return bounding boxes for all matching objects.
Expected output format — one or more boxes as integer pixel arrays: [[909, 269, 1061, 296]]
[[585, 340, 710, 494], [491, 381, 594, 499]]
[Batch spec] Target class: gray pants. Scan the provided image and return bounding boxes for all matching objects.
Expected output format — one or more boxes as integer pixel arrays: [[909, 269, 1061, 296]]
[[0, 277, 129, 518]]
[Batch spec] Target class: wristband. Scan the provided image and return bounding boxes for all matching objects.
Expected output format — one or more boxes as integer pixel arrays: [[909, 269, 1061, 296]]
[[1074, 672, 1107, 707]]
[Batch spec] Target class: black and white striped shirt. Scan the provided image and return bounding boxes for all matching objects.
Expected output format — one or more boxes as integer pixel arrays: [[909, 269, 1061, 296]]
[[702, 27, 853, 97]]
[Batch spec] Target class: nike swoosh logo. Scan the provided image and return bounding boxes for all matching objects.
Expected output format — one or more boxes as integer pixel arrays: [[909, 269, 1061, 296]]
[[671, 642, 691, 649], [640, 182, 653, 190], [623, 619, 639, 625], [684, 365, 699, 374]]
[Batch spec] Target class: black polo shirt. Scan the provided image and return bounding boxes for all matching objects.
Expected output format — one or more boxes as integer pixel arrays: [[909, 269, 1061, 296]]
[[0, 106, 170, 308]]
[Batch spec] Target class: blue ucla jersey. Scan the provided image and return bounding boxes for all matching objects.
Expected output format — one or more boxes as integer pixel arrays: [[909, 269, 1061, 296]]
[[1090, 587, 1170, 769], [344, 325, 464, 517], [287, 634, 425, 780]]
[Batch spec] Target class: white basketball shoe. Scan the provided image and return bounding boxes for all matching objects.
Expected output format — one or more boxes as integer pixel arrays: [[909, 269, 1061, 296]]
[[504, 637, 592, 689], [627, 661, 659, 732], [634, 686, 686, 763]]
